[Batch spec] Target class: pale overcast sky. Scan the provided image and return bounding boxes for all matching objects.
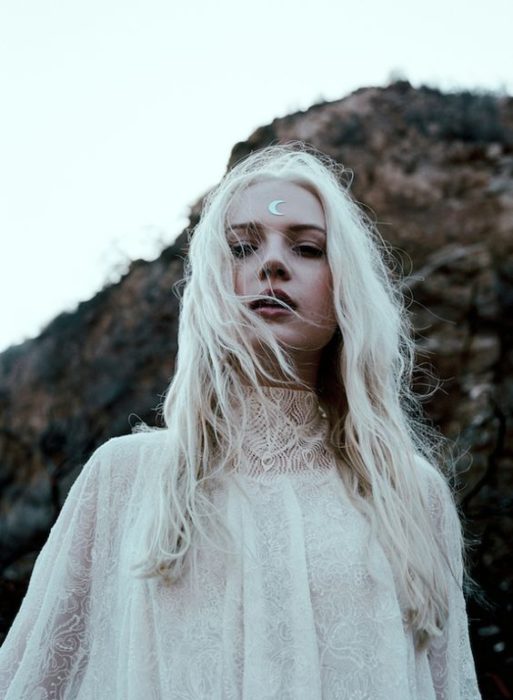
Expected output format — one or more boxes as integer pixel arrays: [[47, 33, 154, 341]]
[[1, 0, 512, 352]]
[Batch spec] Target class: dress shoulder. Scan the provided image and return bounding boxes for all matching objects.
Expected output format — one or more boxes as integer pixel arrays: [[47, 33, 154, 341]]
[[89, 428, 169, 484], [97, 427, 169, 461], [413, 454, 459, 521]]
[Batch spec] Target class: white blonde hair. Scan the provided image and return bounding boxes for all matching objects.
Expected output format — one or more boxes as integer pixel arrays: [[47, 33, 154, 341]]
[[133, 142, 463, 648]]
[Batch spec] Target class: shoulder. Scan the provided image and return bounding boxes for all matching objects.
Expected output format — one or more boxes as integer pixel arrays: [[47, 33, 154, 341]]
[[412, 453, 454, 507], [74, 429, 170, 516], [97, 428, 169, 461], [82, 429, 170, 485], [412, 453, 464, 560]]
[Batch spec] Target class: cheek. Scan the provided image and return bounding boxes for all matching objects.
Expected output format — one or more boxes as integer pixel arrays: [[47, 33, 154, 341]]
[[233, 266, 244, 296], [233, 260, 258, 296], [313, 273, 336, 319]]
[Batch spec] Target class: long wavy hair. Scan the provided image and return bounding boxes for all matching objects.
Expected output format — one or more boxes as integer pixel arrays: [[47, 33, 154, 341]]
[[133, 141, 462, 648]]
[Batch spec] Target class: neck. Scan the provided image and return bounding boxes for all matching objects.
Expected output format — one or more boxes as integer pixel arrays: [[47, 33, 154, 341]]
[[234, 381, 335, 481], [248, 348, 321, 392]]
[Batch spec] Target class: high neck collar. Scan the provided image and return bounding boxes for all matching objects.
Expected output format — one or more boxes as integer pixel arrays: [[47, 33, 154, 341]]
[[241, 384, 324, 424], [232, 384, 336, 481]]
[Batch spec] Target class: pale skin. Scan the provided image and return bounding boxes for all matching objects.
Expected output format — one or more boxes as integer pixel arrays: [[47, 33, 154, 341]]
[[226, 179, 338, 390]]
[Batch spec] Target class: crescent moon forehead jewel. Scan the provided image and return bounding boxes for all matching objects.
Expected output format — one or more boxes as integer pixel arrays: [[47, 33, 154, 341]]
[[268, 199, 286, 216]]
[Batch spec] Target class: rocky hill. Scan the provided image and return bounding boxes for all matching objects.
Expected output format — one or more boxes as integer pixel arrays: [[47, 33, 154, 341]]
[[1, 81, 512, 696]]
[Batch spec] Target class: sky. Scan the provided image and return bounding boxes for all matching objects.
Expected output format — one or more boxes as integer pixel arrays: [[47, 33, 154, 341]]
[[1, 0, 512, 352]]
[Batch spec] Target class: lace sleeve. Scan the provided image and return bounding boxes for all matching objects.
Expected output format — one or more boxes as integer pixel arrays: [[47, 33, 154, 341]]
[[423, 465, 482, 700], [0, 441, 113, 700]]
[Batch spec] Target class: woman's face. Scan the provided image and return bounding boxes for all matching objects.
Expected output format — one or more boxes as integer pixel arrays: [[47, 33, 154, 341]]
[[226, 179, 338, 377]]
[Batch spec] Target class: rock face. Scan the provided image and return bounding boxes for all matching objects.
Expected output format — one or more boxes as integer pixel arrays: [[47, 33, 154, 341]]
[[1, 82, 512, 695]]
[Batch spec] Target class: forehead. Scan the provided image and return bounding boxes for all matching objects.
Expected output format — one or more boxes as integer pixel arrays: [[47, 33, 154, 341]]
[[226, 179, 325, 228]]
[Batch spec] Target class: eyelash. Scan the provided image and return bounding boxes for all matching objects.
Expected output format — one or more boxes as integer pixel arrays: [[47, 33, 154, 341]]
[[230, 243, 324, 259]]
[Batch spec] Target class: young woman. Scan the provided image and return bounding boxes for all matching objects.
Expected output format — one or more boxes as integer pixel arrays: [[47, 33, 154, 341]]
[[0, 143, 481, 698]]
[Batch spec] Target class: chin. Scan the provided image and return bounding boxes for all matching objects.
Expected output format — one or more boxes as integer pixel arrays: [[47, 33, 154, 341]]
[[275, 334, 327, 355]]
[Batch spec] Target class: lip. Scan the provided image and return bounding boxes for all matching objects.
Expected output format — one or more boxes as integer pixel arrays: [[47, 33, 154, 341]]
[[254, 306, 292, 319], [249, 288, 296, 311]]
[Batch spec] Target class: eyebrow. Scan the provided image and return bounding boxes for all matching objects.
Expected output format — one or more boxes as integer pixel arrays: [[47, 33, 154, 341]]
[[228, 222, 327, 235]]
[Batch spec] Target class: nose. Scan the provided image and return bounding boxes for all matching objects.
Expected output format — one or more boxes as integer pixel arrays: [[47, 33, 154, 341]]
[[257, 236, 291, 282], [259, 258, 290, 281]]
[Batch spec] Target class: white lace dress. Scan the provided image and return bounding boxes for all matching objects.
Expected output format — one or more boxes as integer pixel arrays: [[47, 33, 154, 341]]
[[0, 386, 481, 699]]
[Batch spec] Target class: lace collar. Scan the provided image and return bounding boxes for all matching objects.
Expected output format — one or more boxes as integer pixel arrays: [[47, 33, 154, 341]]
[[233, 385, 337, 481]]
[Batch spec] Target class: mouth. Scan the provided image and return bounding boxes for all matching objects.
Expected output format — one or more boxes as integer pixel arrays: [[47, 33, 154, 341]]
[[252, 305, 292, 319], [249, 288, 297, 311]]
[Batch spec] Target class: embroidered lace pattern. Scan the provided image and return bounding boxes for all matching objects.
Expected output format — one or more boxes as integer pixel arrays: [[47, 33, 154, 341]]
[[0, 386, 481, 699], [233, 385, 336, 483]]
